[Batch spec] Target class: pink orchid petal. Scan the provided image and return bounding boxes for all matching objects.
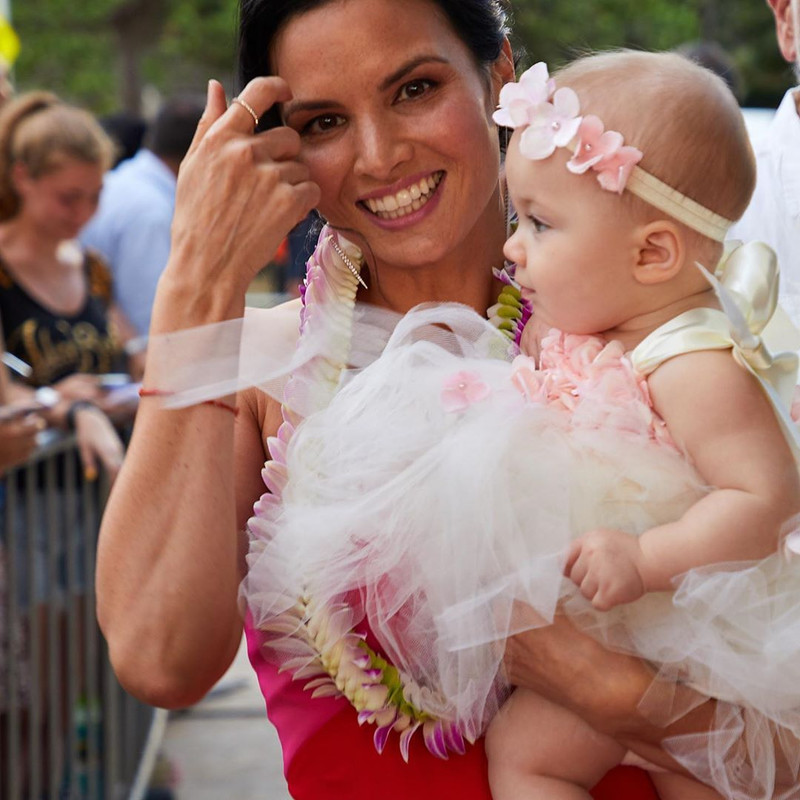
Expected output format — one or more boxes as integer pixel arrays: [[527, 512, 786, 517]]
[[423, 720, 450, 760], [310, 684, 343, 699], [352, 652, 372, 669], [261, 462, 288, 495], [303, 677, 335, 691], [399, 721, 422, 763], [373, 715, 398, 755], [443, 724, 466, 755], [266, 435, 287, 464]]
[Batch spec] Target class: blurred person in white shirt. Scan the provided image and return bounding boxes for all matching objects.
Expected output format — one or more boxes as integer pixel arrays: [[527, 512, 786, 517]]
[[730, 0, 800, 312]]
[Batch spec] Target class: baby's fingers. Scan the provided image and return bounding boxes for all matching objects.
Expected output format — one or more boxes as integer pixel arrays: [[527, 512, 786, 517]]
[[564, 540, 584, 576]]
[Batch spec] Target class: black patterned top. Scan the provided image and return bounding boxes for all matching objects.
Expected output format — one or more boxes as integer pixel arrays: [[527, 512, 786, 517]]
[[0, 250, 124, 387]]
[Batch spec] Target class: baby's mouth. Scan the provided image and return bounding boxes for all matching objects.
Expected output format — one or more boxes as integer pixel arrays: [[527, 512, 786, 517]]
[[360, 172, 444, 220]]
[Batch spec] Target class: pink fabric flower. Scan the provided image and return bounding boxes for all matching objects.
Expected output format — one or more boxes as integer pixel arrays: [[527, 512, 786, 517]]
[[518, 88, 582, 160], [510, 355, 548, 403], [595, 145, 643, 194], [441, 370, 491, 412], [565, 115, 643, 193], [566, 115, 623, 174], [493, 62, 555, 128], [517, 328, 677, 448]]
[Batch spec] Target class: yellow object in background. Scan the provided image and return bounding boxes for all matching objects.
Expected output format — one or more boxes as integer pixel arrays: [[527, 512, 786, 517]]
[[0, 15, 19, 69]]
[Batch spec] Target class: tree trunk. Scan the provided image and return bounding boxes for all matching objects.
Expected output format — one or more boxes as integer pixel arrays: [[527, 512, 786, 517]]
[[110, 0, 169, 113]]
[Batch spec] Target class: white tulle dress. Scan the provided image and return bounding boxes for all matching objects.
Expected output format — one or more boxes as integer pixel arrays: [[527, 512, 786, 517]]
[[243, 302, 800, 799]]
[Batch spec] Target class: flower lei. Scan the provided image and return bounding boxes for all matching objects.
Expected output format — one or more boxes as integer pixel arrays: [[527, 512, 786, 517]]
[[249, 229, 530, 761]]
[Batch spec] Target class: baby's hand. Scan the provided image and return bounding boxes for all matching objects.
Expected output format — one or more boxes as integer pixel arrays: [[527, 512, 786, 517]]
[[565, 529, 646, 611]]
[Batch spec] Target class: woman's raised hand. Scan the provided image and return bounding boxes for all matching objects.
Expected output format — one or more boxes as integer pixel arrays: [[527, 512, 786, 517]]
[[160, 77, 321, 325]]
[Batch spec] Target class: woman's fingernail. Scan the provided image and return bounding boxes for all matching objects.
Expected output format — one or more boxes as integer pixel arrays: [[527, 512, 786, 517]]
[[84, 467, 98, 482]]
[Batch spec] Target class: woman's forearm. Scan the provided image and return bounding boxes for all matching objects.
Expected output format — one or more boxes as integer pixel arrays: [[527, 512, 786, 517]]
[[96, 277, 252, 709], [504, 615, 715, 776], [96, 400, 245, 708]]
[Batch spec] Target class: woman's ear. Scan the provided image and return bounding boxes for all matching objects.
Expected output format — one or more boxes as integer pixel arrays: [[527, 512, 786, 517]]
[[632, 221, 684, 285], [490, 38, 516, 101]]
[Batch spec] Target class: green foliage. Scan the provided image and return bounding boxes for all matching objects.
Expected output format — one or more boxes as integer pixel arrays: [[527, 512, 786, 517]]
[[13, 0, 238, 113], [13, 0, 117, 109], [509, 0, 791, 106], [8, 0, 795, 113]]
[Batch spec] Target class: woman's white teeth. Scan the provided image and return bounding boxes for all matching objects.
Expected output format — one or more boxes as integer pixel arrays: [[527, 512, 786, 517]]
[[364, 173, 442, 218]]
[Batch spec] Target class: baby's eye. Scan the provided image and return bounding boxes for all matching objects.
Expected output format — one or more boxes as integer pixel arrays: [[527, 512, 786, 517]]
[[396, 79, 435, 102], [304, 113, 346, 136], [529, 215, 550, 233]]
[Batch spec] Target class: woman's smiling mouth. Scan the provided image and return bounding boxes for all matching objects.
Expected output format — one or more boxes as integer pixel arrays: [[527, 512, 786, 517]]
[[360, 171, 444, 220]]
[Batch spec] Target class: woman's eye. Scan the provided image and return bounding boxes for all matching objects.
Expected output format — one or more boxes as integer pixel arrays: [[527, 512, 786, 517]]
[[397, 79, 434, 102], [304, 114, 345, 135]]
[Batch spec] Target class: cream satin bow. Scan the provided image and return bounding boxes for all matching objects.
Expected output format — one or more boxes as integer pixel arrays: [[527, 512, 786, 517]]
[[704, 241, 800, 410]]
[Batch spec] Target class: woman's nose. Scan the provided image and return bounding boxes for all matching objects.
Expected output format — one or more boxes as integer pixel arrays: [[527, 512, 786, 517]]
[[353, 116, 412, 180]]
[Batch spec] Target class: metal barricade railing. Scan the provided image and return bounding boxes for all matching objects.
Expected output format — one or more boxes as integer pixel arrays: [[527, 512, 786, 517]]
[[1, 430, 160, 800]]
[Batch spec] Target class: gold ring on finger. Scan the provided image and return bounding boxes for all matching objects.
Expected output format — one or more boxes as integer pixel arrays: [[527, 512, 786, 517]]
[[231, 97, 260, 130]]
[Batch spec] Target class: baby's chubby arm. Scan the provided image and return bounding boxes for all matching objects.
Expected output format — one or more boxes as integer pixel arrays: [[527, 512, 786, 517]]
[[567, 348, 800, 611]]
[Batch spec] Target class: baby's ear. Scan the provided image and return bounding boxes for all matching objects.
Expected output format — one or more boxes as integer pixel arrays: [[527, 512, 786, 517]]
[[632, 221, 684, 285]]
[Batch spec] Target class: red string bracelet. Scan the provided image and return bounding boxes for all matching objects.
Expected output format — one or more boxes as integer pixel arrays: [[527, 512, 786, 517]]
[[138, 387, 239, 417]]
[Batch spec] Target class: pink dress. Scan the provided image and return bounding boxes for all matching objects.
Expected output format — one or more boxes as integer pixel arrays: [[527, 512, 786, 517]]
[[244, 618, 656, 799]]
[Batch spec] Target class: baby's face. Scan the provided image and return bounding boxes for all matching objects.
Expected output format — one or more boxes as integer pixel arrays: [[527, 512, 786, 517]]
[[503, 131, 642, 337]]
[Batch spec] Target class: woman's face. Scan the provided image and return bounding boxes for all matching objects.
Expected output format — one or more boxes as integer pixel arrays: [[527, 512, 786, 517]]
[[14, 157, 104, 242], [274, 0, 511, 272]]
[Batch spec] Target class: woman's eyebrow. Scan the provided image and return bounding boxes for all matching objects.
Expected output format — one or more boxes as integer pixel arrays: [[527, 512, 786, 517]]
[[282, 55, 449, 124], [378, 54, 449, 91]]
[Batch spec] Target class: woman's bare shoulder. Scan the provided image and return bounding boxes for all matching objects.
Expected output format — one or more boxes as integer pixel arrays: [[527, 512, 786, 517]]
[[245, 296, 303, 339]]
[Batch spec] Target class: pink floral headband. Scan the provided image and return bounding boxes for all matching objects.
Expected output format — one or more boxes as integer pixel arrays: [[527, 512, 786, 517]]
[[494, 62, 733, 242]]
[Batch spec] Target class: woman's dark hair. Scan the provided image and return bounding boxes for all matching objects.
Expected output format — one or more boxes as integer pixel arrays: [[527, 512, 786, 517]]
[[238, 0, 510, 129]]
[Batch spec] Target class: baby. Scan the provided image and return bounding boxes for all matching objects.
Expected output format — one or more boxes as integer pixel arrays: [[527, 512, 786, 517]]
[[487, 51, 799, 800]]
